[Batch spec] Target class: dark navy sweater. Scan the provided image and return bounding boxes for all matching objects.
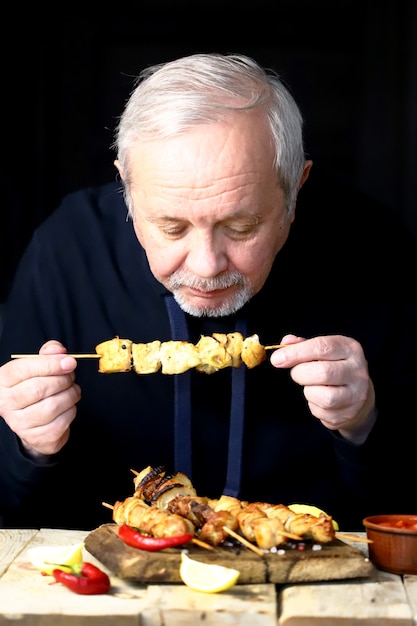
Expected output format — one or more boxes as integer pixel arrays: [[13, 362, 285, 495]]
[[1, 173, 416, 530]]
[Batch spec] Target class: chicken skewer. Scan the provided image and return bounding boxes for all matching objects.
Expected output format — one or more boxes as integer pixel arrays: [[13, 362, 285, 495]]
[[129, 466, 336, 548], [102, 500, 214, 550], [93, 332, 270, 375], [110, 496, 195, 537], [11, 333, 288, 376]]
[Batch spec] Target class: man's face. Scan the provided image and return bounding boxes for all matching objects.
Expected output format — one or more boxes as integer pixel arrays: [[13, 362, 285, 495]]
[[117, 111, 296, 317]]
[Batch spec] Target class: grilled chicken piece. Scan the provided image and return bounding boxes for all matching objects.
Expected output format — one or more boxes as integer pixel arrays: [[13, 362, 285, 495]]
[[284, 513, 335, 543], [250, 502, 293, 523], [209, 494, 247, 517], [112, 496, 195, 536], [132, 340, 201, 375], [212, 333, 244, 368], [195, 335, 233, 374], [95, 337, 133, 373], [165, 493, 239, 546], [241, 334, 266, 368], [198, 508, 239, 545], [251, 502, 335, 543], [159, 341, 201, 374], [132, 341, 161, 374], [158, 491, 238, 546], [166, 495, 211, 527], [234, 504, 287, 549]]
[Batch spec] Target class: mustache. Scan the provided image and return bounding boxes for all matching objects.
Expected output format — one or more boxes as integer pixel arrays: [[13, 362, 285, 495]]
[[167, 270, 246, 291]]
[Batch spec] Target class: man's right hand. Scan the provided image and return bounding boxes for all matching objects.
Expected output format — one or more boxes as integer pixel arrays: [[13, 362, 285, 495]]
[[0, 340, 81, 459]]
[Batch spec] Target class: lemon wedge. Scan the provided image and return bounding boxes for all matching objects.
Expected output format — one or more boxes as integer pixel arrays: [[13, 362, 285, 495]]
[[27, 542, 85, 575], [288, 504, 339, 531], [179, 551, 240, 593]]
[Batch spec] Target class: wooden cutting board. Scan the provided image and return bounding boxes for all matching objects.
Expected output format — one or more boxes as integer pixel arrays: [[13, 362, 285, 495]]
[[85, 524, 374, 584]]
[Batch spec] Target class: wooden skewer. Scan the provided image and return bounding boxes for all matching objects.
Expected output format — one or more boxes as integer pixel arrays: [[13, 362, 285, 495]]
[[336, 532, 373, 544], [11, 353, 101, 359], [279, 530, 305, 541], [190, 537, 214, 550], [12, 341, 290, 360], [222, 527, 265, 556], [224, 526, 305, 552]]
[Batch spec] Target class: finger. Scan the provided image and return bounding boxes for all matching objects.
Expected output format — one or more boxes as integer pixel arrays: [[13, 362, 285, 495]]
[[3, 372, 79, 421], [20, 406, 77, 456], [3, 354, 77, 386], [6, 382, 81, 431], [280, 334, 306, 345], [271, 335, 355, 369], [270, 337, 317, 368], [304, 383, 367, 422], [14, 376, 80, 414], [290, 360, 348, 387], [39, 340, 68, 355], [304, 383, 348, 411], [268, 334, 305, 359]]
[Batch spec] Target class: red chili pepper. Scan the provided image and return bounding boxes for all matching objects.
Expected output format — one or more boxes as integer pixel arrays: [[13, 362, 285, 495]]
[[118, 524, 193, 551], [52, 562, 110, 595]]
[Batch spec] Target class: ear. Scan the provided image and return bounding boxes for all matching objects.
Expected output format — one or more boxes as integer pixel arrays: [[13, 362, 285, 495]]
[[288, 161, 313, 223], [114, 159, 125, 181], [298, 160, 313, 190]]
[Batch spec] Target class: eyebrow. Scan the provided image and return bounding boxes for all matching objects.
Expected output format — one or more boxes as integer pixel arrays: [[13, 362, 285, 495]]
[[146, 213, 262, 225]]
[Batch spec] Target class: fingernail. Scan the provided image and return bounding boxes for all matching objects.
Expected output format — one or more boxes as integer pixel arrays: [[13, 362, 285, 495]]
[[61, 356, 76, 370]]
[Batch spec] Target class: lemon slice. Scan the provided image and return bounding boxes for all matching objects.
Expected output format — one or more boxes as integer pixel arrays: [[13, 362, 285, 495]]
[[288, 504, 339, 531], [179, 551, 240, 593], [27, 542, 85, 575]]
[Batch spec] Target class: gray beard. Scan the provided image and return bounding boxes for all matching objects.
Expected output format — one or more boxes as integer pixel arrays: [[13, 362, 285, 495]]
[[172, 286, 253, 317], [167, 270, 253, 317]]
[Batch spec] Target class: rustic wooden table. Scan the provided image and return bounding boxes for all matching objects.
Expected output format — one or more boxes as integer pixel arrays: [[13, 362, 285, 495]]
[[1, 528, 417, 625]]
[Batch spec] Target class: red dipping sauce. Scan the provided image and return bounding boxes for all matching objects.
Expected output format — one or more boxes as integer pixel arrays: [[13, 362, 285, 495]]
[[379, 518, 417, 530]]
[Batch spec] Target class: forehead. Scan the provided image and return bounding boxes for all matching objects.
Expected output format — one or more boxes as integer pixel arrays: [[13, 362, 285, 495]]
[[127, 111, 276, 197]]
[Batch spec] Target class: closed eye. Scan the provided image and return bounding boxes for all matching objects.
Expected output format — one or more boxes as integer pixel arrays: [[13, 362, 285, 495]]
[[223, 217, 261, 240]]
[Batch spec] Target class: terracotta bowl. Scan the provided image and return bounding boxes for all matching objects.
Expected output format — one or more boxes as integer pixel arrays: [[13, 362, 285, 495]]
[[363, 514, 417, 575]]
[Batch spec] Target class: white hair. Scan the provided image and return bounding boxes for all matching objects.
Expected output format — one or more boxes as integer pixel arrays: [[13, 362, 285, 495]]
[[114, 52, 306, 214]]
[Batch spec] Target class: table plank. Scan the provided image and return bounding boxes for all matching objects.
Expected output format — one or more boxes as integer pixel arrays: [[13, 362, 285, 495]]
[[0, 528, 37, 576], [142, 584, 278, 626], [279, 569, 413, 625], [403, 576, 417, 625]]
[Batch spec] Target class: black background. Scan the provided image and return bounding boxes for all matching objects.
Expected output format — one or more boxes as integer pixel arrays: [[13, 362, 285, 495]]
[[1, 0, 416, 301]]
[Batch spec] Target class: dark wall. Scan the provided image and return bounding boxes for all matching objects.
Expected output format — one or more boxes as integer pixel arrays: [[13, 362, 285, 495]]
[[2, 0, 416, 301]]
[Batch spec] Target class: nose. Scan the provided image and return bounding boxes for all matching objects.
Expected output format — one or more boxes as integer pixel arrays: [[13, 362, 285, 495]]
[[185, 232, 228, 278]]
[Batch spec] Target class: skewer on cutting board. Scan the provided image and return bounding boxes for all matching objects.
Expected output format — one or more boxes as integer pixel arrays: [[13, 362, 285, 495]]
[[101, 501, 214, 551], [336, 532, 373, 544]]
